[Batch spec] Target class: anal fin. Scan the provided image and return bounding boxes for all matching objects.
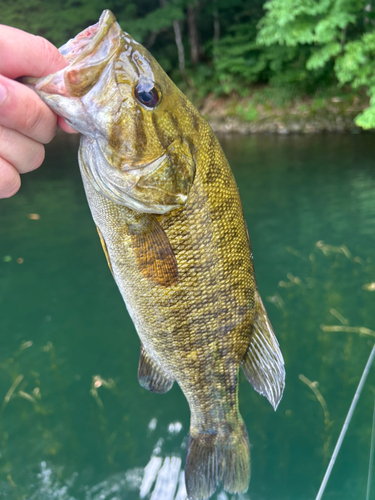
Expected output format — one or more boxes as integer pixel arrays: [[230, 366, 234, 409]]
[[138, 343, 174, 393], [129, 215, 178, 287], [242, 290, 285, 410]]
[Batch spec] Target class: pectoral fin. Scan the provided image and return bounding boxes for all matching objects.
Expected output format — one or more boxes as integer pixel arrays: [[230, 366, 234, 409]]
[[138, 343, 174, 393], [242, 290, 285, 410], [129, 215, 178, 287], [96, 226, 113, 276]]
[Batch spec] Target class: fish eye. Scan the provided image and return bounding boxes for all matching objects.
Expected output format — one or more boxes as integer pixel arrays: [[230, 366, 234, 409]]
[[135, 83, 160, 108]]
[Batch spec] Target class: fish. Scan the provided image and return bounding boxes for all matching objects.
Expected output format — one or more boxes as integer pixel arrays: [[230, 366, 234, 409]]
[[23, 10, 285, 500]]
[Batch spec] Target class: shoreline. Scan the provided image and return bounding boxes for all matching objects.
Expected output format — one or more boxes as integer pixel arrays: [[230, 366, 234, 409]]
[[198, 92, 371, 135], [54, 91, 372, 138]]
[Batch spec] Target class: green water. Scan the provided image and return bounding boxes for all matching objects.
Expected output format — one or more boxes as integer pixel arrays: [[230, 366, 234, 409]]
[[0, 133, 375, 500]]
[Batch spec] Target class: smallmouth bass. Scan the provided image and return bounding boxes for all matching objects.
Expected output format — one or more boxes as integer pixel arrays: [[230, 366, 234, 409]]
[[24, 11, 285, 499]]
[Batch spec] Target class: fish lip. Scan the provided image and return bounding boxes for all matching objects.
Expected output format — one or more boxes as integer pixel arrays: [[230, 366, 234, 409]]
[[21, 9, 118, 91], [60, 9, 117, 65]]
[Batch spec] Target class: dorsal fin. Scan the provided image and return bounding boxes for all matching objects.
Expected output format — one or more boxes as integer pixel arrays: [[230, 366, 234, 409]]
[[138, 343, 174, 393], [242, 290, 285, 410], [129, 215, 178, 287]]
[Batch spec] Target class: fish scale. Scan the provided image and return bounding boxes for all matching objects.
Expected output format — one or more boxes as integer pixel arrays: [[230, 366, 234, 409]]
[[23, 10, 285, 500], [83, 120, 251, 453]]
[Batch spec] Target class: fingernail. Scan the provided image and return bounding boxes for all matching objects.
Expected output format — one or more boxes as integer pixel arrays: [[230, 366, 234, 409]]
[[0, 83, 7, 106]]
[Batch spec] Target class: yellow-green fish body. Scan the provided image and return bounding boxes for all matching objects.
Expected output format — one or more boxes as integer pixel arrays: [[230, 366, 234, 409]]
[[24, 11, 285, 499]]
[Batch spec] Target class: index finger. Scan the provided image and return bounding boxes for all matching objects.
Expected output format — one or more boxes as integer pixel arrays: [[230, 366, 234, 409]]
[[0, 25, 67, 79]]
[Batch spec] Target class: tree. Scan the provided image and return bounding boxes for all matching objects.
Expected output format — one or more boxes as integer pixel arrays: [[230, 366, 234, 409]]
[[335, 31, 375, 128], [257, 0, 375, 128]]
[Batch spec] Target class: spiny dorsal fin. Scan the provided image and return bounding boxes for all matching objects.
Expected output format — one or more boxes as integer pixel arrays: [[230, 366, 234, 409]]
[[129, 215, 178, 287], [242, 290, 285, 410], [138, 343, 174, 393]]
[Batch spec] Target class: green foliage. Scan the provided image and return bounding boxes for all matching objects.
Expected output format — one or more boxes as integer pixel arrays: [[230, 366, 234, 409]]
[[306, 42, 341, 70], [211, 23, 319, 96], [213, 25, 265, 94], [257, 0, 365, 72], [257, 0, 361, 49], [236, 103, 259, 121], [2, 0, 375, 128], [119, 3, 184, 44], [335, 32, 375, 128], [335, 32, 375, 88], [257, 0, 375, 127]]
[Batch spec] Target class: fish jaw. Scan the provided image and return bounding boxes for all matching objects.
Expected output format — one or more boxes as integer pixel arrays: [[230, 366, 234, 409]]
[[59, 10, 117, 65], [22, 10, 122, 138]]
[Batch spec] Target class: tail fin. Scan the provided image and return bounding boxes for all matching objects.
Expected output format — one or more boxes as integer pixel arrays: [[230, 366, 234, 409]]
[[185, 424, 250, 500]]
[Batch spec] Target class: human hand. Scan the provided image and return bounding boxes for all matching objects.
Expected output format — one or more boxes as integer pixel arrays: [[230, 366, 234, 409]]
[[0, 26, 78, 199]]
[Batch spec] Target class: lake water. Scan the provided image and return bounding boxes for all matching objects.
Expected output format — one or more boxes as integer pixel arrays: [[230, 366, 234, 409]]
[[0, 133, 375, 500]]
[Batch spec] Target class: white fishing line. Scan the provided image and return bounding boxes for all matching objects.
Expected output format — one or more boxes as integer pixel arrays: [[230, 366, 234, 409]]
[[315, 342, 375, 500], [366, 392, 375, 500]]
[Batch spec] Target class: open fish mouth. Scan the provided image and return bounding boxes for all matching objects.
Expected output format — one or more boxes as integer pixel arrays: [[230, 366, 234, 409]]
[[59, 10, 117, 64], [23, 10, 120, 98]]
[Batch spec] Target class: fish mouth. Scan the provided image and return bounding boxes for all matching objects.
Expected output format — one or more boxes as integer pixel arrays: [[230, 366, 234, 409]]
[[59, 10, 117, 65], [22, 10, 120, 97]]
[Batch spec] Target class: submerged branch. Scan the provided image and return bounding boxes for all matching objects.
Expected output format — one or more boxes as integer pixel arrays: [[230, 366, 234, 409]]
[[18, 391, 37, 405], [329, 309, 349, 326], [321, 325, 375, 337], [1, 375, 24, 413], [316, 241, 351, 259], [299, 374, 333, 462], [299, 374, 331, 431]]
